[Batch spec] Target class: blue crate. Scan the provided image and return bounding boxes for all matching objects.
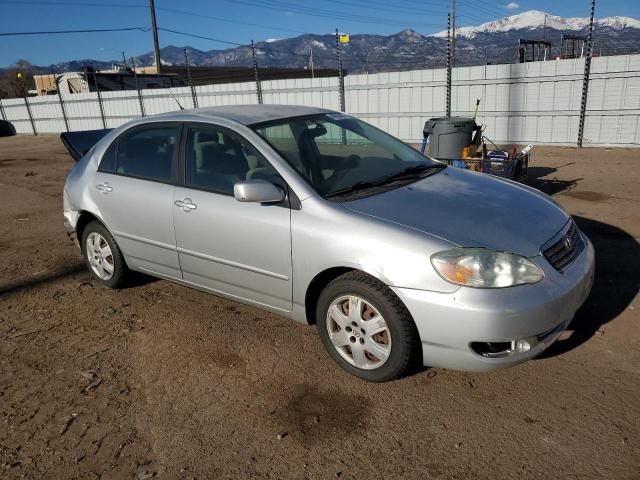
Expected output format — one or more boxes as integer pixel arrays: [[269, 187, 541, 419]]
[[483, 159, 514, 177], [483, 151, 513, 178], [481, 150, 529, 181]]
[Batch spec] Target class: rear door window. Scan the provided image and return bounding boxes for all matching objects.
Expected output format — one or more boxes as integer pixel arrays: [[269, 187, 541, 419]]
[[115, 124, 179, 183]]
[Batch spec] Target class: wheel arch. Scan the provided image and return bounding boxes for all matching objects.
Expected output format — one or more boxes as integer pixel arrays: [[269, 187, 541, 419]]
[[304, 266, 397, 325], [75, 210, 104, 245]]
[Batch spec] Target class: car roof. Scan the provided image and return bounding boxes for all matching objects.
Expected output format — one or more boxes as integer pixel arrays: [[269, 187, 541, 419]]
[[158, 104, 334, 126]]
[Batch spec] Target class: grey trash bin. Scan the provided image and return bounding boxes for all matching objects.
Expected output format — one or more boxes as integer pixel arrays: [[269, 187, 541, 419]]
[[423, 117, 476, 161]]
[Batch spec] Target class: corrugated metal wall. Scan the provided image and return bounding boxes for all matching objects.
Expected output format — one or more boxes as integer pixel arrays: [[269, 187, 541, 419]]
[[1, 54, 638, 146]]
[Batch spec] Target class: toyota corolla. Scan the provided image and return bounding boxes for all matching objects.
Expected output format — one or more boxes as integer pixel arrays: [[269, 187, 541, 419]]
[[62, 105, 594, 382]]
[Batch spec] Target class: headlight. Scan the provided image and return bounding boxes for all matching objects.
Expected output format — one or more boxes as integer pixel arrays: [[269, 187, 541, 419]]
[[431, 248, 543, 288]]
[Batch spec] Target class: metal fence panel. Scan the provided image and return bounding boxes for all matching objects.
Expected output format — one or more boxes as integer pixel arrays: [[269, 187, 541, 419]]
[[2, 54, 639, 146]]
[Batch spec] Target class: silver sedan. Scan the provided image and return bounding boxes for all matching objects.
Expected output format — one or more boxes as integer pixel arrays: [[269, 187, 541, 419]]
[[63, 105, 594, 382]]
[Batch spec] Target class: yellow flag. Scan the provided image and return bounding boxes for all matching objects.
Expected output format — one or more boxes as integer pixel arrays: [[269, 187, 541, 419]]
[[339, 34, 350, 44]]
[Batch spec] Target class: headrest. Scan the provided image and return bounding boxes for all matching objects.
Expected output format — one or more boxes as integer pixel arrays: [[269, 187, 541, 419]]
[[195, 131, 219, 144], [121, 137, 156, 156]]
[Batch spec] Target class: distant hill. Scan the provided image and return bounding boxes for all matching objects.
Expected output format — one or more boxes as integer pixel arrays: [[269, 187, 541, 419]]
[[4, 10, 640, 76]]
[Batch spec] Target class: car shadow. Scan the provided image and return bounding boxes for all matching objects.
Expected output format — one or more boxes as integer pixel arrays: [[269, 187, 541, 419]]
[[539, 215, 640, 358], [123, 271, 159, 288], [0, 263, 158, 297], [525, 163, 582, 196], [0, 263, 87, 296]]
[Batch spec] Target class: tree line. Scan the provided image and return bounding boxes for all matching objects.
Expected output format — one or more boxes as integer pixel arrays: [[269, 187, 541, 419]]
[[0, 60, 39, 99]]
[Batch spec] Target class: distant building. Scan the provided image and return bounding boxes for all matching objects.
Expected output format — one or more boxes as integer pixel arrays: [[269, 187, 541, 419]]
[[33, 74, 58, 96], [33, 66, 182, 96], [33, 65, 342, 96], [160, 66, 342, 86]]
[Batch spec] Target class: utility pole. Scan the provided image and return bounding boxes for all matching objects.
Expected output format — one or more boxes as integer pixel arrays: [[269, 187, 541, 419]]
[[451, 0, 456, 67], [51, 66, 70, 132], [251, 40, 263, 104], [335, 29, 346, 113], [89, 66, 107, 129], [0, 92, 6, 121], [543, 14, 548, 59], [131, 56, 146, 117], [18, 72, 37, 135], [577, 0, 596, 148], [184, 49, 198, 109], [149, 0, 162, 73], [446, 13, 452, 117]]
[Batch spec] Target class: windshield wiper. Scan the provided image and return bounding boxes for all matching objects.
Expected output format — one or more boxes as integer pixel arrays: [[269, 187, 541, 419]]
[[325, 164, 445, 199], [325, 180, 384, 198], [383, 163, 446, 181]]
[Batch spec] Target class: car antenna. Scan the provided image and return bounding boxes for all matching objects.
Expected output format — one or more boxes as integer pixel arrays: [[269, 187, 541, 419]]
[[167, 88, 184, 110]]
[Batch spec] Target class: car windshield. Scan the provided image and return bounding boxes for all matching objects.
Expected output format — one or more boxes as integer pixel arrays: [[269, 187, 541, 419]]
[[252, 113, 442, 198]]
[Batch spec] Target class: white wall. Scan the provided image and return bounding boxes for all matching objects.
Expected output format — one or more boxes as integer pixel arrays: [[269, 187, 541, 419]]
[[1, 54, 639, 147]]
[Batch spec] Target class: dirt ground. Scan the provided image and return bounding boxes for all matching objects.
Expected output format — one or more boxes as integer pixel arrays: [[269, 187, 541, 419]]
[[0, 135, 638, 480]]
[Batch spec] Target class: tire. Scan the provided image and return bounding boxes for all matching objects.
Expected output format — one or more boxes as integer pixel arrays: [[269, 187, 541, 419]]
[[316, 271, 420, 382], [81, 220, 127, 289]]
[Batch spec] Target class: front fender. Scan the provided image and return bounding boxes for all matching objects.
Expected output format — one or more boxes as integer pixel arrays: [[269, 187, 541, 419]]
[[290, 198, 460, 323]]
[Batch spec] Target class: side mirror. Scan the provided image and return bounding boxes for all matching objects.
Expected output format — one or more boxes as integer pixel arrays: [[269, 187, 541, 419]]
[[234, 180, 286, 204]]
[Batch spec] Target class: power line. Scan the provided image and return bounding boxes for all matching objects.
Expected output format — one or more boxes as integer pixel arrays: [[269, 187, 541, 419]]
[[0, 0, 147, 8], [304, 0, 504, 25], [0, 0, 505, 46], [339, 2, 501, 33], [158, 27, 341, 63], [0, 27, 150, 37], [218, 0, 445, 28], [157, 28, 245, 47], [458, 0, 510, 18], [1, 0, 497, 27], [155, 6, 308, 35], [319, 0, 451, 17]]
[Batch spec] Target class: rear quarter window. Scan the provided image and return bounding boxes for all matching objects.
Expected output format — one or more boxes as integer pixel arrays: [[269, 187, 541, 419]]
[[98, 143, 117, 173]]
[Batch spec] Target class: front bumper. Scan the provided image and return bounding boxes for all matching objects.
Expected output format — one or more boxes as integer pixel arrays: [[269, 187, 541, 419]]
[[392, 235, 595, 372]]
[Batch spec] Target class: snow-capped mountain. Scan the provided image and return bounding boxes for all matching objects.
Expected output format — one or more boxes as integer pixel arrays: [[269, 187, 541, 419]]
[[124, 12, 640, 73], [432, 10, 640, 39], [7, 10, 640, 76]]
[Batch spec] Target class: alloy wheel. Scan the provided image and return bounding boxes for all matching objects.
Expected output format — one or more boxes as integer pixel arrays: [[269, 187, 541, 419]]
[[326, 295, 392, 370], [86, 232, 115, 281]]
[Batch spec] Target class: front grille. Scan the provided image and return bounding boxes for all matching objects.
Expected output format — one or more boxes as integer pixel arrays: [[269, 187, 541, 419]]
[[543, 221, 582, 272]]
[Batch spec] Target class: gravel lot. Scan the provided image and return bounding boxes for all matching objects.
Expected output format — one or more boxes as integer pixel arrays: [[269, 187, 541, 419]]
[[0, 135, 639, 480]]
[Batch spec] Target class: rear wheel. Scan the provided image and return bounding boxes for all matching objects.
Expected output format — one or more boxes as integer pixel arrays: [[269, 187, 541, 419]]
[[81, 220, 127, 288], [316, 271, 419, 382]]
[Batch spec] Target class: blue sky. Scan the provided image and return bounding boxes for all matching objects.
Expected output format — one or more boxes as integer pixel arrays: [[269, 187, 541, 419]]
[[1, 0, 638, 67]]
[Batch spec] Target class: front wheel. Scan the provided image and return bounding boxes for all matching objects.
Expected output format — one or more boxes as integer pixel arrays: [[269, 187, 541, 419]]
[[316, 271, 420, 382]]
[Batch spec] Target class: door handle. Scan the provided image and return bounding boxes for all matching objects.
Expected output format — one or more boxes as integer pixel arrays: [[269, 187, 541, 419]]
[[174, 198, 197, 212], [96, 182, 113, 194]]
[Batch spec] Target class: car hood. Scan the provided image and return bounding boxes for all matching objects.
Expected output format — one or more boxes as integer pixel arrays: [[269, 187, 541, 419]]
[[341, 167, 569, 257]]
